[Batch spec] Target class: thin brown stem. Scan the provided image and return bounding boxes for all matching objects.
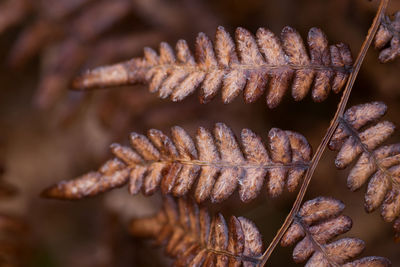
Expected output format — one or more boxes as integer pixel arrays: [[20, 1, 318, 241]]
[[258, 0, 390, 266]]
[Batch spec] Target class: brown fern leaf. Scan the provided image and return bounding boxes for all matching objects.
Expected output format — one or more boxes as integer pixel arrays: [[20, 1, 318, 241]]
[[129, 196, 263, 266], [328, 102, 400, 227], [374, 12, 400, 63], [41, 123, 312, 203], [73, 26, 353, 108], [281, 197, 391, 267]]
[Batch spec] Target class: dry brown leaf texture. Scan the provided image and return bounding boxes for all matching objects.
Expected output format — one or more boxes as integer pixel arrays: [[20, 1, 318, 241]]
[[374, 11, 400, 63], [281, 197, 391, 267], [3, 0, 400, 266], [329, 102, 400, 231], [73, 26, 353, 108], [41, 123, 312, 203], [129, 196, 263, 266]]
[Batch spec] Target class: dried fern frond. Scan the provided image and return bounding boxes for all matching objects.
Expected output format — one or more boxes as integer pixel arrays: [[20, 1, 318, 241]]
[[281, 197, 391, 267], [129, 196, 263, 266], [0, 0, 164, 110], [328, 102, 400, 226], [374, 11, 400, 63], [73, 26, 353, 108], [8, 0, 132, 68], [42, 123, 312, 203]]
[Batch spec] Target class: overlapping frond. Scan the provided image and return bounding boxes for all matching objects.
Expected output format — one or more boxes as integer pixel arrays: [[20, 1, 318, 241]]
[[42, 123, 312, 203], [73, 26, 353, 108], [281, 197, 391, 267], [129, 196, 263, 266], [0, 0, 164, 109], [375, 11, 400, 63], [329, 102, 400, 234]]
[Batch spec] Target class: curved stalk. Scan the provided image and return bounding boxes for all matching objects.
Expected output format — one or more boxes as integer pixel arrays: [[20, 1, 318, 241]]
[[258, 0, 390, 265]]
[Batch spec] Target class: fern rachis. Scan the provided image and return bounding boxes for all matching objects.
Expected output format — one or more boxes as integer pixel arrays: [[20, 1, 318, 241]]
[[39, 0, 400, 266]]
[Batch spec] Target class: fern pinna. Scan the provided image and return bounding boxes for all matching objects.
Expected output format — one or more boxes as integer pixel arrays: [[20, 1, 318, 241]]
[[281, 197, 390, 267], [329, 101, 400, 243], [42, 123, 312, 203], [41, 0, 400, 265], [129, 196, 263, 267], [72, 26, 353, 108], [374, 11, 400, 63], [129, 196, 390, 267]]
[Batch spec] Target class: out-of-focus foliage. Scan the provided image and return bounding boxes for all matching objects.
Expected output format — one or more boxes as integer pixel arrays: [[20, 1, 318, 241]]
[[1, 0, 400, 266]]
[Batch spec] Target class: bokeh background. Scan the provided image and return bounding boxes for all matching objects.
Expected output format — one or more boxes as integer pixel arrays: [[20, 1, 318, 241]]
[[0, 0, 400, 266]]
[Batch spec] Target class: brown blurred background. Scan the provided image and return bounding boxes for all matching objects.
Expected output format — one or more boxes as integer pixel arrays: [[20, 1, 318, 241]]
[[0, 0, 400, 266]]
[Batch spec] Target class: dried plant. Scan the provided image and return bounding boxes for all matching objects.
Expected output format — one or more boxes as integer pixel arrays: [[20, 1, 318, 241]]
[[130, 196, 263, 266], [0, 0, 163, 109], [39, 0, 400, 266], [374, 11, 400, 63], [73, 26, 353, 108], [129, 196, 389, 267], [281, 197, 390, 267], [42, 123, 311, 203], [329, 101, 400, 243]]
